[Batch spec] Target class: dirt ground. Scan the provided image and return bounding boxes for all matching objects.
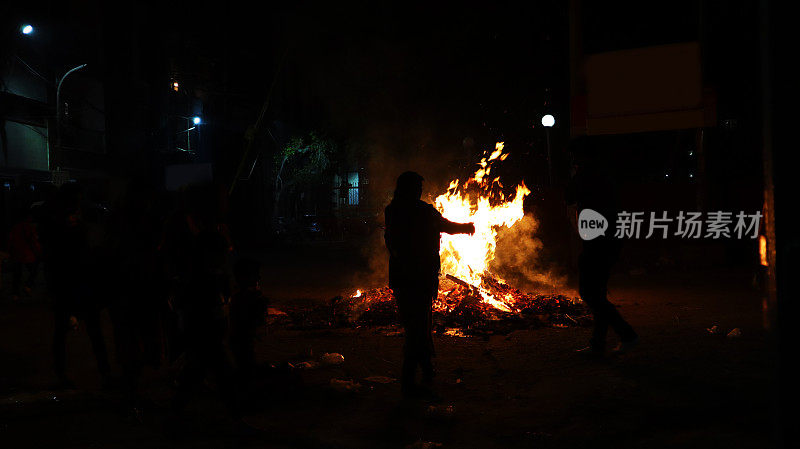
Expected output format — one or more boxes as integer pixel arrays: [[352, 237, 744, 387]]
[[0, 241, 779, 448]]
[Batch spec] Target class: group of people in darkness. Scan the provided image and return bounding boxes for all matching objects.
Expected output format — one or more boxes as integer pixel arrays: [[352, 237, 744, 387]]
[[3, 136, 635, 423], [7, 181, 272, 422]]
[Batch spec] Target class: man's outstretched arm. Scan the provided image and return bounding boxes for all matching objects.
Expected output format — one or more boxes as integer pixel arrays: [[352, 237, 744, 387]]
[[440, 218, 475, 235]]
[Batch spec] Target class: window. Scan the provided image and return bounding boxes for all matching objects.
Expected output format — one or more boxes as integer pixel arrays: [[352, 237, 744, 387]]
[[333, 172, 360, 208], [347, 172, 359, 206]]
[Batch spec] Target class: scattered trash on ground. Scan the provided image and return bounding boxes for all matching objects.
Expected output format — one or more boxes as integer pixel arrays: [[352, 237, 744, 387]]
[[267, 307, 287, 316], [525, 431, 553, 440], [727, 328, 742, 338], [294, 361, 319, 370], [266, 307, 291, 325], [364, 376, 396, 384], [405, 440, 443, 449], [426, 404, 455, 419], [292, 352, 345, 370], [329, 378, 362, 393], [1, 390, 78, 406], [319, 353, 345, 366]]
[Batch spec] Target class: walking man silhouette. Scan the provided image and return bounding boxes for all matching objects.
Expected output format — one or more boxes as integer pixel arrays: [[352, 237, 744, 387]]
[[566, 137, 638, 356]]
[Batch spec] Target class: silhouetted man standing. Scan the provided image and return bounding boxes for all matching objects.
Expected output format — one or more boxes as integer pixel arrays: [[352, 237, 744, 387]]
[[566, 137, 638, 356], [384, 171, 474, 398], [107, 179, 164, 410], [40, 184, 111, 387], [165, 183, 236, 415]]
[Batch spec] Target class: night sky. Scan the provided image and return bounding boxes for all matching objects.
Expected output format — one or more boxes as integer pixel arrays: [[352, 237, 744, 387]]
[[3, 0, 762, 196], [166, 1, 569, 161]]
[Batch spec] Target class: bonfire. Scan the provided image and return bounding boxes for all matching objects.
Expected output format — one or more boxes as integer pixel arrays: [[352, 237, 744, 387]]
[[328, 142, 589, 335]]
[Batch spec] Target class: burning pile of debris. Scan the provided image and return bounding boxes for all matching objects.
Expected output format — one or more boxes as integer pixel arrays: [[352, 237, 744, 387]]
[[328, 274, 589, 336], [271, 141, 590, 336], [271, 276, 589, 336]]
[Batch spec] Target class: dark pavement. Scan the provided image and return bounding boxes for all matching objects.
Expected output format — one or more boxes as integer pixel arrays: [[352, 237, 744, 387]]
[[0, 243, 777, 448]]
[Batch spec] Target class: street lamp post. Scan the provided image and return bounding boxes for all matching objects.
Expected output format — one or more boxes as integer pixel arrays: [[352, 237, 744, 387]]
[[55, 63, 87, 169], [190, 116, 201, 152], [542, 114, 555, 186], [174, 116, 202, 153]]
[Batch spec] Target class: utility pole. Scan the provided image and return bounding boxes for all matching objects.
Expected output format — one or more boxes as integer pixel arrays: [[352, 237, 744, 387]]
[[55, 63, 87, 168], [229, 46, 289, 195]]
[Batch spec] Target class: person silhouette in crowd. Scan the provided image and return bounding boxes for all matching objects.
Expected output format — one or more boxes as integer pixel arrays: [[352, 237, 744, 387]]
[[106, 179, 165, 412], [39, 183, 111, 388], [229, 257, 268, 409], [566, 137, 638, 356], [384, 171, 474, 399], [8, 206, 41, 302], [165, 183, 237, 416]]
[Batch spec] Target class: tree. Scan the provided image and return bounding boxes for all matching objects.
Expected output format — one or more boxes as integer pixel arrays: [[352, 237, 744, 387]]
[[272, 131, 335, 223]]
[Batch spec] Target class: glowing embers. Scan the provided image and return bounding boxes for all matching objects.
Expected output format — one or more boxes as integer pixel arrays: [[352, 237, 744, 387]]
[[336, 276, 587, 336]]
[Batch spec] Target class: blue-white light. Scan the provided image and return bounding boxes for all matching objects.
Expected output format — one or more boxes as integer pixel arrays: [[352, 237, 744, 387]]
[[192, 116, 202, 125], [21, 24, 34, 35]]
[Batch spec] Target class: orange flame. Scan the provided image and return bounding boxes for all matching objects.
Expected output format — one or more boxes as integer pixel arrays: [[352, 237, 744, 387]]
[[434, 142, 530, 312]]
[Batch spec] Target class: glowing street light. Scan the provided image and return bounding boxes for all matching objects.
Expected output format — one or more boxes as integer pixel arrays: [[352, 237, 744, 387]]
[[178, 117, 203, 153], [21, 24, 34, 35], [541, 114, 555, 186]]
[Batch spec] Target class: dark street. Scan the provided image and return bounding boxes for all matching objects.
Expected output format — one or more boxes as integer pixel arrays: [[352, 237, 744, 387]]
[[0, 243, 774, 448], [0, 0, 789, 448]]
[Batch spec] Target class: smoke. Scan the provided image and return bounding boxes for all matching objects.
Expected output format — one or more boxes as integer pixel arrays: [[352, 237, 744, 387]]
[[490, 215, 567, 293], [349, 126, 464, 290], [351, 229, 389, 290]]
